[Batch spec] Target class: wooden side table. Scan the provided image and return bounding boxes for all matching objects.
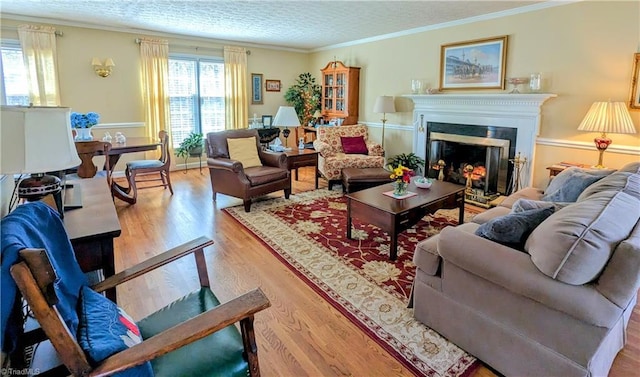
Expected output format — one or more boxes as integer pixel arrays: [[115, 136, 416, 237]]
[[546, 162, 590, 178], [284, 148, 319, 189]]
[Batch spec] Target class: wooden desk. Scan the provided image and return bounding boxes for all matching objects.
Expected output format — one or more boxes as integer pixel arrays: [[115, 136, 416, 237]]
[[64, 176, 121, 301]]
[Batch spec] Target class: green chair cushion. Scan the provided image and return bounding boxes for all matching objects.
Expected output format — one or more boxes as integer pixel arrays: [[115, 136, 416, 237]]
[[137, 288, 248, 377]]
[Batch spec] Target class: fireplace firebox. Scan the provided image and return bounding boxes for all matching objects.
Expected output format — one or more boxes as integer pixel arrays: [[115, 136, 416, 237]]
[[426, 122, 517, 206]]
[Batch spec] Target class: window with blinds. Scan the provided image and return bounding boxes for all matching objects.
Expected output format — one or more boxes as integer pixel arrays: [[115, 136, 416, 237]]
[[168, 56, 225, 147], [0, 42, 29, 106]]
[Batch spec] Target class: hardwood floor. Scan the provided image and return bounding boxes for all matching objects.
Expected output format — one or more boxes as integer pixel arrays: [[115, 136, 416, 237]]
[[112, 168, 639, 377]]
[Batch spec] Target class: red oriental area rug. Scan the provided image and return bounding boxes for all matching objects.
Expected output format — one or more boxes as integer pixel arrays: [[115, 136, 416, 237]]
[[223, 189, 480, 377]]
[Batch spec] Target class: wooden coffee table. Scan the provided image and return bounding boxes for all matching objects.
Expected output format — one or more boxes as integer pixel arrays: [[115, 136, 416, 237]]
[[346, 178, 465, 260]]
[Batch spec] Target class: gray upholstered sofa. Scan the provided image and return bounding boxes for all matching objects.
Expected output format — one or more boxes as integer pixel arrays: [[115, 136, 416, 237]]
[[411, 162, 640, 377]]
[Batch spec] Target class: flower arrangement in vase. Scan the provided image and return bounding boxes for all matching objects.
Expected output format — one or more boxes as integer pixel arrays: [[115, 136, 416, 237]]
[[388, 164, 415, 196], [70, 112, 100, 141]]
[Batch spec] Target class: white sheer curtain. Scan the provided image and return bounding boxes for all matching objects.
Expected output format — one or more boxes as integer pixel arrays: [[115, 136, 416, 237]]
[[17, 24, 61, 106], [139, 38, 171, 151], [223, 46, 248, 130]]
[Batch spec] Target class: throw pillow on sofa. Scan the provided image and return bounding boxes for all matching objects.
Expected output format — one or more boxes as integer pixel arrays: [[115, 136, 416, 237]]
[[340, 136, 368, 154], [542, 167, 613, 202], [511, 198, 569, 213], [475, 206, 555, 250]]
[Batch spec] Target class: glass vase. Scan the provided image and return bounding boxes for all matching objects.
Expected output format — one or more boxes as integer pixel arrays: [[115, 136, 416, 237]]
[[74, 128, 93, 141], [393, 181, 408, 196]]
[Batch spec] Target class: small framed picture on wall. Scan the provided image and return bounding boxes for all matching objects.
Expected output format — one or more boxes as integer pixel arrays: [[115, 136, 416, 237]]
[[251, 73, 263, 104], [265, 79, 281, 92]]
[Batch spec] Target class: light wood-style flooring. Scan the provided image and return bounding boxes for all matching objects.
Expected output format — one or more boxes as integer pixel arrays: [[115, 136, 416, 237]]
[[112, 167, 639, 377]]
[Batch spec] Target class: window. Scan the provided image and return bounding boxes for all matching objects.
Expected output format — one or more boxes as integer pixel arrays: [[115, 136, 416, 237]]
[[168, 56, 224, 146], [0, 42, 29, 106]]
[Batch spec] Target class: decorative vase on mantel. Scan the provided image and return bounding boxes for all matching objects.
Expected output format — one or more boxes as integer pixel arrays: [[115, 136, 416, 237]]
[[74, 128, 93, 141]]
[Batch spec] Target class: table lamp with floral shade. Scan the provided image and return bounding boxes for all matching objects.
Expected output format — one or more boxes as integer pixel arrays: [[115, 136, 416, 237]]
[[577, 101, 636, 168], [71, 111, 100, 141]]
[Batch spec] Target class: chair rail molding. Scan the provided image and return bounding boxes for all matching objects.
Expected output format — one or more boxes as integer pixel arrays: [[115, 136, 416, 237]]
[[536, 137, 640, 155]]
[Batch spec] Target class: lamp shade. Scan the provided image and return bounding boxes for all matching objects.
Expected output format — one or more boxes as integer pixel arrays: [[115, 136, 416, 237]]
[[577, 101, 636, 134], [313, 110, 322, 118], [1, 106, 81, 174], [373, 96, 396, 113], [273, 106, 301, 127]]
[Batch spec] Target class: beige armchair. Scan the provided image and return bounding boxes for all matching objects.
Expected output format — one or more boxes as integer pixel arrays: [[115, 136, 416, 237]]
[[313, 124, 385, 189]]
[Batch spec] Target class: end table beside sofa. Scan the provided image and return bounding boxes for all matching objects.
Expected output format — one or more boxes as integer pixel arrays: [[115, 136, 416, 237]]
[[411, 162, 640, 377]]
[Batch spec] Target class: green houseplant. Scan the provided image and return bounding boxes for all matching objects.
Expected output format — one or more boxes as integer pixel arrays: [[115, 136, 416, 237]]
[[284, 72, 321, 126], [387, 153, 426, 174], [175, 132, 204, 170]]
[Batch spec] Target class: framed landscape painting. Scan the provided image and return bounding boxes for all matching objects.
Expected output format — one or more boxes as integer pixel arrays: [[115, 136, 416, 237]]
[[439, 36, 508, 90], [251, 73, 263, 104], [629, 53, 640, 109]]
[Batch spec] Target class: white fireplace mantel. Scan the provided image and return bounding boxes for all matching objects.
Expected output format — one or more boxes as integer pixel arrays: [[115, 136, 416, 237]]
[[403, 93, 557, 188]]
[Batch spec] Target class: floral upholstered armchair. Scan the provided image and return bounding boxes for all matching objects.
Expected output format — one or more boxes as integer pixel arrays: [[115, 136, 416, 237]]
[[313, 124, 385, 189]]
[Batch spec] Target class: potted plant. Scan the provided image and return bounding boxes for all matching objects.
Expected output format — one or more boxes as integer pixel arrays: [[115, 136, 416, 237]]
[[284, 72, 321, 126], [387, 153, 426, 175], [175, 132, 204, 171]]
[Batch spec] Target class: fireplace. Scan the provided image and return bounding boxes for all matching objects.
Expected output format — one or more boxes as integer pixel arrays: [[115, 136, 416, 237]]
[[426, 122, 517, 204], [404, 93, 557, 192]]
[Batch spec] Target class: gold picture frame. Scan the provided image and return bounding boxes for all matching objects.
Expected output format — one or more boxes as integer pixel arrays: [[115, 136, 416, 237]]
[[439, 35, 508, 91], [629, 53, 640, 109]]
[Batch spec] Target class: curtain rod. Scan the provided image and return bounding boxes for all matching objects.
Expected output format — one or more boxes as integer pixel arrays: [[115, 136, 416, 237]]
[[1, 26, 63, 36], [134, 38, 250, 54]]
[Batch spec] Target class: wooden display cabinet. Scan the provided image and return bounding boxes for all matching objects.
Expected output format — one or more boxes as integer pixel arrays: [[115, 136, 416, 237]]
[[320, 61, 360, 125]]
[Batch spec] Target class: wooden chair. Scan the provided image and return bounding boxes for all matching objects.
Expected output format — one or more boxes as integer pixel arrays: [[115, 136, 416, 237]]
[[124, 130, 173, 203], [9, 236, 270, 377]]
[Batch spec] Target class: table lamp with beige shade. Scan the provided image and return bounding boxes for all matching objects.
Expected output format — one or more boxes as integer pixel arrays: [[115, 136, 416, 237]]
[[373, 95, 396, 150], [0, 106, 81, 217], [273, 106, 300, 148], [577, 100, 637, 168]]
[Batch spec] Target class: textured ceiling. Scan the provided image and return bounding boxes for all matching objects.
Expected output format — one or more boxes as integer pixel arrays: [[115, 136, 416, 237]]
[[1, 0, 547, 51]]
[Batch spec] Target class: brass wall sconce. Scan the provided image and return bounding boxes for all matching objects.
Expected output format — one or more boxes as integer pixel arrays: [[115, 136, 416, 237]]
[[91, 57, 115, 77]]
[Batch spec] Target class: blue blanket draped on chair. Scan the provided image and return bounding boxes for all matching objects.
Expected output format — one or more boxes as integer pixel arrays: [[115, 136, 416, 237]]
[[1, 202, 88, 354]]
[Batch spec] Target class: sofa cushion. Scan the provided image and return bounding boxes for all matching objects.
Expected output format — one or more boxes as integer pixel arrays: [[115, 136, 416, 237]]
[[475, 207, 555, 250], [596, 221, 640, 308], [511, 198, 569, 213], [527, 190, 640, 285], [227, 136, 262, 168], [77, 286, 154, 376], [542, 167, 613, 202], [414, 223, 479, 275], [577, 171, 633, 201], [471, 206, 511, 224], [498, 187, 543, 208], [618, 161, 640, 173], [340, 136, 368, 154]]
